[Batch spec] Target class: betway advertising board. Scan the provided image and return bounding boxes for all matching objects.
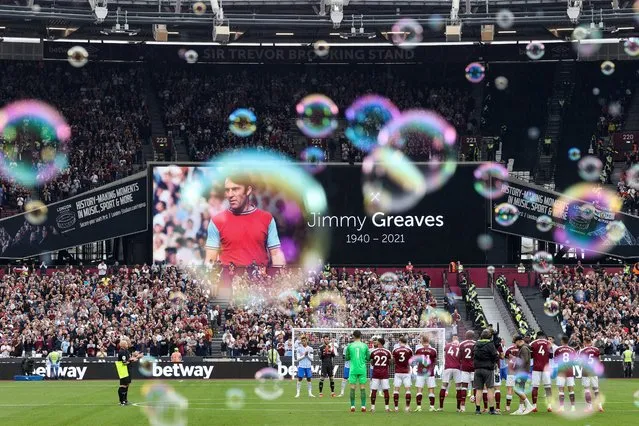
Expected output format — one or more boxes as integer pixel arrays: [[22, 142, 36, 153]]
[[0, 359, 267, 380]]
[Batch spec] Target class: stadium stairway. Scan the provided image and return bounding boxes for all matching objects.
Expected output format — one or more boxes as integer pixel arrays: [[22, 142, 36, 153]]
[[145, 79, 167, 139], [624, 86, 639, 131], [477, 292, 511, 340], [516, 285, 564, 339], [536, 61, 576, 185]]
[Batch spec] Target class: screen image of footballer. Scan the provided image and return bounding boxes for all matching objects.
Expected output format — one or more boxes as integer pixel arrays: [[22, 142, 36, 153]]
[[150, 164, 488, 266]]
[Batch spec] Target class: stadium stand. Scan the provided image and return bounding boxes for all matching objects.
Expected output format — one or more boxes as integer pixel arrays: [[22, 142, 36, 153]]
[[217, 266, 453, 356], [151, 65, 475, 162], [543, 266, 639, 355], [0, 265, 213, 358], [0, 62, 150, 213]]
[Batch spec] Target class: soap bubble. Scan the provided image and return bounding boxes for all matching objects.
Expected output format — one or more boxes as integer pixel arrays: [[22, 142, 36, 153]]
[[536, 215, 553, 232], [140, 382, 188, 426], [494, 76, 509, 90], [184, 50, 198, 64], [24, 200, 48, 225], [526, 42, 545, 60], [295, 94, 338, 138], [139, 355, 158, 377], [532, 251, 553, 273], [544, 300, 560, 317], [67, 46, 89, 68], [313, 40, 330, 57], [225, 388, 246, 410], [391, 18, 424, 49], [494, 203, 519, 226], [465, 62, 485, 83], [254, 367, 284, 401]]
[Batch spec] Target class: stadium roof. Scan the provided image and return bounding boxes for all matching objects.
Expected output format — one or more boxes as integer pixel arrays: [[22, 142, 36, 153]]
[[0, 0, 637, 43]]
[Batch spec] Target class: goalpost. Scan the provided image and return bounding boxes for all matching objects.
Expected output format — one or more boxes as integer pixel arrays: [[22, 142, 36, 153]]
[[291, 328, 446, 379]]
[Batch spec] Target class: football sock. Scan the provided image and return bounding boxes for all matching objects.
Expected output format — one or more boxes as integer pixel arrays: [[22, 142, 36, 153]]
[[329, 380, 335, 393], [371, 389, 377, 406], [350, 389, 355, 407], [405, 392, 411, 408], [439, 388, 446, 408], [429, 393, 435, 407], [569, 392, 575, 406], [506, 394, 512, 409], [416, 393, 422, 407], [393, 392, 399, 408], [319, 380, 324, 393], [495, 390, 501, 409], [118, 387, 125, 403], [532, 387, 539, 404], [383, 390, 390, 406], [360, 389, 366, 407]]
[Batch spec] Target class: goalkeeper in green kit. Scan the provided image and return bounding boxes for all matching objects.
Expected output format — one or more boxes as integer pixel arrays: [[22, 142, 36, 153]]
[[345, 330, 370, 412]]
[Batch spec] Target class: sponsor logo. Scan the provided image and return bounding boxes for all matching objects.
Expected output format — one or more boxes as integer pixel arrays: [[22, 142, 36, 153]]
[[34, 366, 87, 380], [151, 364, 215, 379], [55, 204, 77, 229]]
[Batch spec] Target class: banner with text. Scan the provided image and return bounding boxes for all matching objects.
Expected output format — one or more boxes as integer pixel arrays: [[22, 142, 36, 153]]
[[42, 42, 577, 64], [0, 173, 148, 259], [490, 178, 639, 258]]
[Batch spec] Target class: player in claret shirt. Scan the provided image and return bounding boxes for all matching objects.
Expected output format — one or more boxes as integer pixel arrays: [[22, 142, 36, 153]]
[[458, 330, 476, 413], [554, 336, 577, 413], [503, 340, 520, 412], [579, 336, 604, 413], [392, 337, 413, 412], [414, 335, 438, 412], [530, 331, 553, 412], [439, 334, 461, 411], [369, 337, 392, 413]]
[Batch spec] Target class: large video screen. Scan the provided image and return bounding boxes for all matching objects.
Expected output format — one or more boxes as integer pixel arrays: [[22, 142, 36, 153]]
[[150, 163, 489, 266]]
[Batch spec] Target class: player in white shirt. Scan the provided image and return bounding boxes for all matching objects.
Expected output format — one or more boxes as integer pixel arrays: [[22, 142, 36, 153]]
[[339, 340, 350, 397], [295, 336, 315, 398]]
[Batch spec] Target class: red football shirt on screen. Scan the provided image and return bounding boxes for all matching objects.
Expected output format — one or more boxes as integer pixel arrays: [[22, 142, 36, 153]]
[[205, 206, 281, 266]]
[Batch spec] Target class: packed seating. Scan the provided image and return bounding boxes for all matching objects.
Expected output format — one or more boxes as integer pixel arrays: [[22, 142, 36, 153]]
[[217, 266, 448, 356], [152, 65, 474, 162], [0, 61, 151, 211], [542, 266, 639, 355], [0, 264, 213, 358]]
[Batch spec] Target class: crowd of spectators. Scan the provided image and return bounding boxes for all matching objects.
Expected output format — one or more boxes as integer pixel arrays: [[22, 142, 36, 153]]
[[152, 66, 474, 163], [0, 61, 150, 212], [0, 264, 214, 358], [542, 265, 639, 356], [218, 265, 455, 357]]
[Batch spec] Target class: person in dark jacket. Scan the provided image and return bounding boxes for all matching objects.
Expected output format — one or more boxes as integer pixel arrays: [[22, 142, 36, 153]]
[[473, 329, 499, 415]]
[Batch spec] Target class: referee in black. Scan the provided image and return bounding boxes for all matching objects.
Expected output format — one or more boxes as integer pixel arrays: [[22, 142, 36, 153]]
[[318, 335, 336, 397], [115, 338, 142, 406]]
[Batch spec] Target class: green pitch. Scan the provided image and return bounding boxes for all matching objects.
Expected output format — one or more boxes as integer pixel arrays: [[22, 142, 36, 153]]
[[0, 379, 637, 425]]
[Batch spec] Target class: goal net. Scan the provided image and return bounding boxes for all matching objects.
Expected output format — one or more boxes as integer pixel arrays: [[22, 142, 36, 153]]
[[290, 328, 446, 379]]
